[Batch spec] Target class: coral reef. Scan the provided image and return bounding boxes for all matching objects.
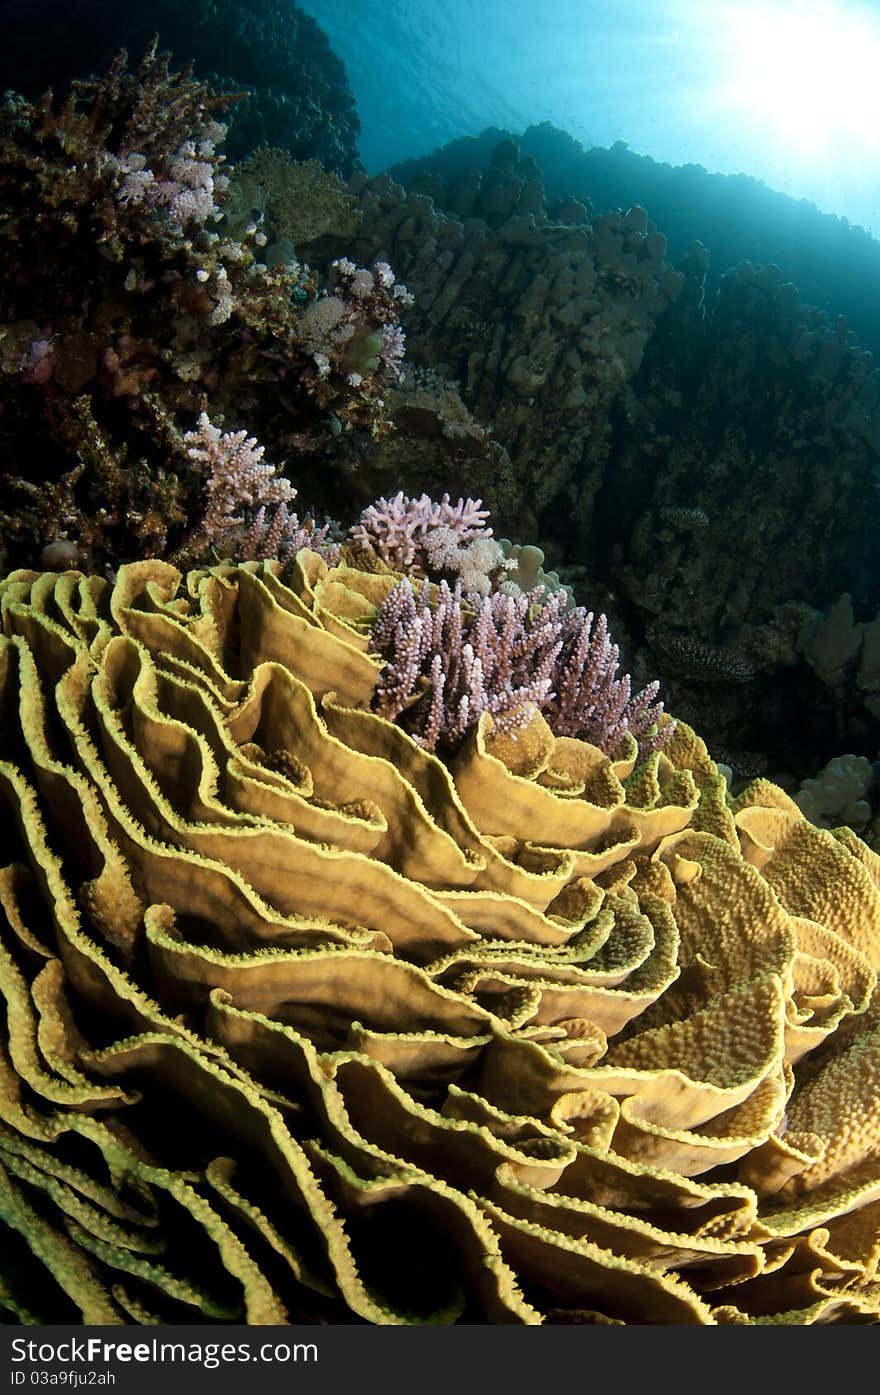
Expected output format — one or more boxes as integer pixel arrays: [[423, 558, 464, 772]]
[[223, 150, 362, 263], [348, 138, 880, 788], [0, 0, 360, 173], [0, 48, 406, 574], [2, 41, 880, 1329], [1, 554, 880, 1324], [5, 39, 879, 790]]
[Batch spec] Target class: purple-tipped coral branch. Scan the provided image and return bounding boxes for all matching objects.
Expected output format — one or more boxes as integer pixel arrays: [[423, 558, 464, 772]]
[[371, 578, 562, 750], [546, 608, 673, 757], [370, 577, 673, 759]]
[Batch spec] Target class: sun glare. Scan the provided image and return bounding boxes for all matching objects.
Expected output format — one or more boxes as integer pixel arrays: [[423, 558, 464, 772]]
[[718, 1, 880, 158]]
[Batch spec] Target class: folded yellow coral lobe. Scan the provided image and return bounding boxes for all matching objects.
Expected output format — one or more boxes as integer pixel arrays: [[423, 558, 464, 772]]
[[1, 552, 879, 1325]]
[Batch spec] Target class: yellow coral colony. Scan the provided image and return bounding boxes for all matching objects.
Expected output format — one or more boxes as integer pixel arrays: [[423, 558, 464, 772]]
[[2, 553, 880, 1325]]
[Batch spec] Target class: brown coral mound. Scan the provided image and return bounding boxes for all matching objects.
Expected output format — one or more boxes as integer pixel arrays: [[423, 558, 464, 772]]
[[1, 555, 880, 1324]]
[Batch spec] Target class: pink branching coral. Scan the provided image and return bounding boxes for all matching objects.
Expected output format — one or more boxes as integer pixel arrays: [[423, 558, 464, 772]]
[[349, 491, 494, 573], [182, 412, 339, 562], [546, 608, 674, 757], [371, 578, 562, 750], [370, 577, 673, 758]]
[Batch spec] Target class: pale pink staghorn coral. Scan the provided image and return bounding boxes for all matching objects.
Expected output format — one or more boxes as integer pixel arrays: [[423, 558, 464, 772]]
[[371, 578, 563, 750], [350, 491, 493, 573], [546, 609, 674, 757], [370, 579, 673, 758], [182, 412, 339, 562]]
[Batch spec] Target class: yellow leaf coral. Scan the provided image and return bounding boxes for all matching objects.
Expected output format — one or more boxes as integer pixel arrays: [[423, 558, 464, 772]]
[[0, 552, 879, 1324]]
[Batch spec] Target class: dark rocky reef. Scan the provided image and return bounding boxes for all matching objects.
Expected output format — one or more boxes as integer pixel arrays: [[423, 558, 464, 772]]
[[390, 121, 880, 360]]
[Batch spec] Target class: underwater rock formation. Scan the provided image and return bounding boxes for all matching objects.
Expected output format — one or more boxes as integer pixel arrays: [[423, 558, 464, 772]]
[[349, 140, 880, 628], [348, 139, 880, 787], [1, 554, 880, 1324], [391, 120, 880, 362], [348, 149, 683, 548], [617, 258, 879, 634]]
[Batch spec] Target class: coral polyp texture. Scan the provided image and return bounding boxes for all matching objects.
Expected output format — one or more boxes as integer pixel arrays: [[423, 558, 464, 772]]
[[2, 554, 880, 1325]]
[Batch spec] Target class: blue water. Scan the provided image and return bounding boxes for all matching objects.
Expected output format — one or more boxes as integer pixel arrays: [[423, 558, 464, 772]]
[[302, 0, 880, 236]]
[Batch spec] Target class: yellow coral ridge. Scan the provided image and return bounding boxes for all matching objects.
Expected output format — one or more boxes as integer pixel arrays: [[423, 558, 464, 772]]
[[0, 553, 879, 1324]]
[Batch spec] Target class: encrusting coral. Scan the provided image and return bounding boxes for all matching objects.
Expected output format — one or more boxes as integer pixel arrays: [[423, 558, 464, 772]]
[[223, 150, 362, 263], [1, 551, 880, 1325]]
